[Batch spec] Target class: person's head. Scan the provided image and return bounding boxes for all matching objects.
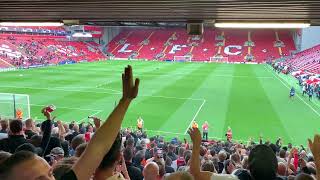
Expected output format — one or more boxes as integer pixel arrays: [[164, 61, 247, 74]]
[[231, 153, 241, 164], [15, 143, 39, 154], [218, 151, 227, 162], [97, 133, 122, 171], [168, 143, 175, 153], [125, 138, 135, 148], [248, 144, 278, 180], [9, 119, 23, 135], [178, 147, 185, 157], [143, 162, 159, 180], [75, 143, 87, 157], [86, 124, 93, 133], [123, 147, 134, 162], [29, 134, 42, 147], [73, 124, 79, 133], [71, 134, 85, 150], [279, 149, 286, 159], [0, 151, 54, 180], [0, 151, 11, 165], [201, 161, 216, 172], [165, 171, 194, 180], [49, 147, 64, 162], [199, 146, 207, 157], [0, 120, 9, 132], [25, 119, 34, 129], [277, 162, 287, 176], [294, 173, 314, 180], [52, 157, 78, 180]]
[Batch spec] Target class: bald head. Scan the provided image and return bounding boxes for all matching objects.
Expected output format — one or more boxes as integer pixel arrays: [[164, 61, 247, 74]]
[[143, 162, 159, 180], [277, 162, 287, 176]]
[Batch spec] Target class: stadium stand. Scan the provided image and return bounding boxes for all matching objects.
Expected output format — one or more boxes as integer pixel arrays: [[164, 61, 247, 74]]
[[282, 44, 320, 74], [0, 66, 319, 180], [106, 28, 296, 63], [0, 25, 105, 68]]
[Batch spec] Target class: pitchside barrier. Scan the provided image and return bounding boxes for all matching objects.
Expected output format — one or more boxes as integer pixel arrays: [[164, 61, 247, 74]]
[[0, 93, 30, 120]]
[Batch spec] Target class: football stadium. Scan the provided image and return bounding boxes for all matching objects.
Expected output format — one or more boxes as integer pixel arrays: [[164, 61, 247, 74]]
[[0, 1, 320, 180]]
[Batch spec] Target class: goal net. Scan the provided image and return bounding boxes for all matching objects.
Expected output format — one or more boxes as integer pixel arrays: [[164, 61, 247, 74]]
[[0, 93, 30, 120], [174, 56, 192, 62]]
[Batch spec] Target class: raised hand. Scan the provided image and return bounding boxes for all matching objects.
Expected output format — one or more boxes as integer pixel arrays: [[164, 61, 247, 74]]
[[308, 134, 320, 161], [188, 127, 202, 146], [308, 134, 320, 180], [122, 65, 139, 101]]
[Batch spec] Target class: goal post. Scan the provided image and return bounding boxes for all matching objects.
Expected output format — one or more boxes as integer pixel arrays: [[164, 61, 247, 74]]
[[0, 93, 31, 120], [173, 56, 192, 62]]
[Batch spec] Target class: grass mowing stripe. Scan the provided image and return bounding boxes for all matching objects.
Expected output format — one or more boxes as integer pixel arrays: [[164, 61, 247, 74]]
[[224, 65, 291, 143]]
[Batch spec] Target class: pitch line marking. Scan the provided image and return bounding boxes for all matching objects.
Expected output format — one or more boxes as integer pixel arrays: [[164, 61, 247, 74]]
[[29, 103, 102, 112], [0, 85, 204, 101], [184, 99, 207, 134], [80, 110, 103, 121], [264, 66, 320, 118]]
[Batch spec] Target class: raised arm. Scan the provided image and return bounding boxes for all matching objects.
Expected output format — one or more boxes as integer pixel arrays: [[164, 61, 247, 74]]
[[308, 134, 320, 180], [188, 127, 212, 180], [71, 65, 139, 180]]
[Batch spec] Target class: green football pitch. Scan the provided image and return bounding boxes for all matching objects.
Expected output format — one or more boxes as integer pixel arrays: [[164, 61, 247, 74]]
[[0, 60, 320, 145]]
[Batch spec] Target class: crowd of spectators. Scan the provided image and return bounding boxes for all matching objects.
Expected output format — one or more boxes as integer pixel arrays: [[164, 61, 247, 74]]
[[0, 66, 319, 180]]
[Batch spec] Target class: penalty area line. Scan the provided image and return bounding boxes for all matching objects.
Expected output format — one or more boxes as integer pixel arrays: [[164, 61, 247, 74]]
[[184, 99, 206, 135]]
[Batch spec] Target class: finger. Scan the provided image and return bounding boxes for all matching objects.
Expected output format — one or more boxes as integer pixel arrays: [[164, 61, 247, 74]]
[[127, 65, 133, 87], [133, 78, 140, 97], [308, 138, 313, 149]]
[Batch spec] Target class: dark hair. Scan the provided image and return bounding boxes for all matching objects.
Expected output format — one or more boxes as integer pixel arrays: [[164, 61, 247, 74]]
[[98, 133, 121, 169], [294, 173, 314, 180], [249, 144, 277, 180], [0, 151, 11, 165], [279, 149, 286, 158], [123, 147, 134, 162], [9, 120, 23, 134], [15, 143, 37, 154], [0, 151, 35, 179]]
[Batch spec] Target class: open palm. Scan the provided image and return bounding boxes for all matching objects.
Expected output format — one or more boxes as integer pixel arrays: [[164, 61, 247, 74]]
[[122, 65, 140, 100]]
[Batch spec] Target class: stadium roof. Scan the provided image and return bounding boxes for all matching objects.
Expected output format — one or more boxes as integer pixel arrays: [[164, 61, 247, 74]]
[[1, 0, 320, 26]]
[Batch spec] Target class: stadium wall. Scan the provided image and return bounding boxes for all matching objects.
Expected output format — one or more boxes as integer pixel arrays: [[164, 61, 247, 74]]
[[102, 27, 121, 45], [300, 26, 320, 51]]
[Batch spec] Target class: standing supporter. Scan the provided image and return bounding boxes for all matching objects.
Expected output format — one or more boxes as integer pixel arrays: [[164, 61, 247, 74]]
[[94, 134, 130, 180], [123, 147, 143, 180], [143, 162, 159, 180], [0, 119, 28, 153], [24, 118, 37, 139], [226, 127, 233, 142], [188, 127, 238, 180], [65, 123, 79, 143], [0, 120, 8, 140], [202, 121, 209, 141], [137, 116, 144, 132]]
